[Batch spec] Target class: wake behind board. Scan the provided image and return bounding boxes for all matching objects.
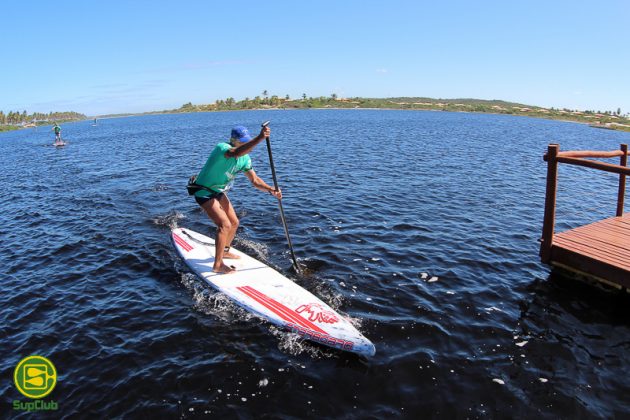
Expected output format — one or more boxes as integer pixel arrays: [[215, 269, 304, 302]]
[[171, 227, 375, 357]]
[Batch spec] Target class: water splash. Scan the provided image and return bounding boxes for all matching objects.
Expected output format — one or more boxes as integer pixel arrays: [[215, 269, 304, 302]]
[[153, 210, 185, 229], [269, 326, 333, 358], [179, 273, 253, 323], [234, 237, 269, 261]]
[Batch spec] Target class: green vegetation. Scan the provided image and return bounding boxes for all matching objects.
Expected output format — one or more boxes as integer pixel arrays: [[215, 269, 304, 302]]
[[108, 94, 630, 133], [0, 110, 86, 132], [0, 125, 19, 132], [4, 96, 629, 134]]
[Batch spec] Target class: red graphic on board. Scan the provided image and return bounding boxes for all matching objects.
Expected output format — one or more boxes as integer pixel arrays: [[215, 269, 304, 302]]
[[173, 233, 193, 252], [295, 303, 339, 324]]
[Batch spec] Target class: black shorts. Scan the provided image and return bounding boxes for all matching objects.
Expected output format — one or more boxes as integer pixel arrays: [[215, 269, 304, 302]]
[[194, 192, 224, 206]]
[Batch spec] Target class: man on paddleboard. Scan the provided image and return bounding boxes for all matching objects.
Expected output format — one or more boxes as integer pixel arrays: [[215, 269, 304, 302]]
[[193, 124, 282, 274], [52, 123, 62, 143]]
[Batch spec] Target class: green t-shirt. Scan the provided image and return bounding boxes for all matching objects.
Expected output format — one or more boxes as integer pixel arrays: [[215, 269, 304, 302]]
[[194, 142, 252, 197], [54, 126, 61, 134]]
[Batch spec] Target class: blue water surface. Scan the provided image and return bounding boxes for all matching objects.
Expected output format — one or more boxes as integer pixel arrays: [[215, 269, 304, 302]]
[[1, 109, 629, 418]]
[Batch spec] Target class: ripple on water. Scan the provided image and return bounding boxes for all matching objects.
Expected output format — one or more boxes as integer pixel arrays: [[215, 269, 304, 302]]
[[2, 110, 630, 417]]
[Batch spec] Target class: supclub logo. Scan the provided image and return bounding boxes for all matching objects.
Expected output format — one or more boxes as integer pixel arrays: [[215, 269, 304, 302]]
[[13, 355, 58, 412], [14, 355, 57, 398]]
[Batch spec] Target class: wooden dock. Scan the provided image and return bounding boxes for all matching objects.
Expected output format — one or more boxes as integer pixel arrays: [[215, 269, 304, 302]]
[[540, 143, 630, 289]]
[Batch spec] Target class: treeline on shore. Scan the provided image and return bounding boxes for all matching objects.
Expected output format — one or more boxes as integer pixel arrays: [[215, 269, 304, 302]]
[[154, 94, 630, 132], [4, 95, 630, 133], [0, 111, 86, 132]]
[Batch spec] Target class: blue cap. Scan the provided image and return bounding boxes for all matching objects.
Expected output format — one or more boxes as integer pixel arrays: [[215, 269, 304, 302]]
[[230, 125, 253, 143]]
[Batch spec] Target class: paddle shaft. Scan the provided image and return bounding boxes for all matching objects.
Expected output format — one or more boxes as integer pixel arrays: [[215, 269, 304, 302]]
[[263, 126, 300, 273]]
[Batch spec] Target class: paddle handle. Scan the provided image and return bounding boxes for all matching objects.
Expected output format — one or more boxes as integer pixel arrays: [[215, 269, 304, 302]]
[[263, 121, 301, 274]]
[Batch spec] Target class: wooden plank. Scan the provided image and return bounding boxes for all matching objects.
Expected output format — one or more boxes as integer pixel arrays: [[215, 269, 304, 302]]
[[556, 216, 630, 231], [566, 226, 630, 245], [553, 237, 630, 269], [554, 235, 630, 265], [556, 217, 630, 240], [559, 229, 630, 252], [556, 150, 625, 159], [558, 223, 630, 242], [609, 214, 630, 222], [573, 227, 630, 247], [550, 246, 630, 288], [556, 224, 630, 248], [602, 217, 630, 227], [554, 226, 630, 252], [550, 250, 630, 288], [552, 248, 630, 273], [593, 215, 630, 226], [551, 262, 626, 290], [557, 157, 630, 176], [581, 221, 630, 236], [607, 218, 630, 230]]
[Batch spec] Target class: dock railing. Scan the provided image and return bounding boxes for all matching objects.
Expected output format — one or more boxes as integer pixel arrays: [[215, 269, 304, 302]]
[[540, 143, 629, 263]]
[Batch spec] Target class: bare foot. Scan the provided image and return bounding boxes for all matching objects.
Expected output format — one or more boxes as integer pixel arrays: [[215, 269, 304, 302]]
[[213, 263, 237, 274], [223, 251, 241, 259]]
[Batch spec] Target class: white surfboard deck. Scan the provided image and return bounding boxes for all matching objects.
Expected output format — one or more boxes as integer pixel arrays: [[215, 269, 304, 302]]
[[171, 227, 375, 357], [53, 141, 66, 147]]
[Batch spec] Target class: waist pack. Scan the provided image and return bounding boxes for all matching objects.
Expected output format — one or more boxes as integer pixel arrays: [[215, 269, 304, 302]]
[[187, 175, 216, 195]]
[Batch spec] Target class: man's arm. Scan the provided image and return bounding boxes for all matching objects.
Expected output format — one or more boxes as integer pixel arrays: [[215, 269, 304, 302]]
[[225, 126, 270, 158], [245, 169, 282, 199]]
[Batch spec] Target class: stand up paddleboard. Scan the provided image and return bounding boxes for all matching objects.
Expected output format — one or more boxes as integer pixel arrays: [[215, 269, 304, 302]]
[[54, 141, 66, 147], [171, 227, 375, 357]]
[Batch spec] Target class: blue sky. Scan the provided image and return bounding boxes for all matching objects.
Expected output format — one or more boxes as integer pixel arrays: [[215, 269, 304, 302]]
[[2, 0, 629, 116]]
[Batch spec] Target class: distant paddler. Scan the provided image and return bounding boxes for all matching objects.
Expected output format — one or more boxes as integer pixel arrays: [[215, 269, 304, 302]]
[[52, 123, 62, 144], [187, 124, 281, 274]]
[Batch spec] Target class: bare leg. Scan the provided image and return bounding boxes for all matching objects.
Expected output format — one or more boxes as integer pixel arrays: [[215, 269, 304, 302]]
[[200, 198, 236, 274], [217, 194, 240, 259]]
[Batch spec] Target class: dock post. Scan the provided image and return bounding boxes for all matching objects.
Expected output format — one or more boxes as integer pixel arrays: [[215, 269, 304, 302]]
[[617, 144, 628, 217], [541, 144, 559, 263]]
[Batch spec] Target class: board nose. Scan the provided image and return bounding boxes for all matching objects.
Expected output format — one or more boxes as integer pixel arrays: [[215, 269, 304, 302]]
[[356, 337, 376, 357]]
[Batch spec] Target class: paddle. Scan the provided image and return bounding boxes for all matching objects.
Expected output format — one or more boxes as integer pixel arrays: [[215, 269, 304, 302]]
[[262, 120, 301, 274]]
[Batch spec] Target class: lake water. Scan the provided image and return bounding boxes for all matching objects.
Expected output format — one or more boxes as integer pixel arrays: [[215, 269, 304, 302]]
[[1, 109, 629, 417]]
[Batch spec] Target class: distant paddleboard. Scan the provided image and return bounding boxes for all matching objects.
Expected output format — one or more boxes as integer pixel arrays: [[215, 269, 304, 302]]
[[171, 227, 375, 356], [53, 141, 66, 147]]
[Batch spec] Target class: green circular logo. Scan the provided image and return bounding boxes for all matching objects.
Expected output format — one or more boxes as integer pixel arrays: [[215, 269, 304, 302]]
[[14, 355, 57, 399]]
